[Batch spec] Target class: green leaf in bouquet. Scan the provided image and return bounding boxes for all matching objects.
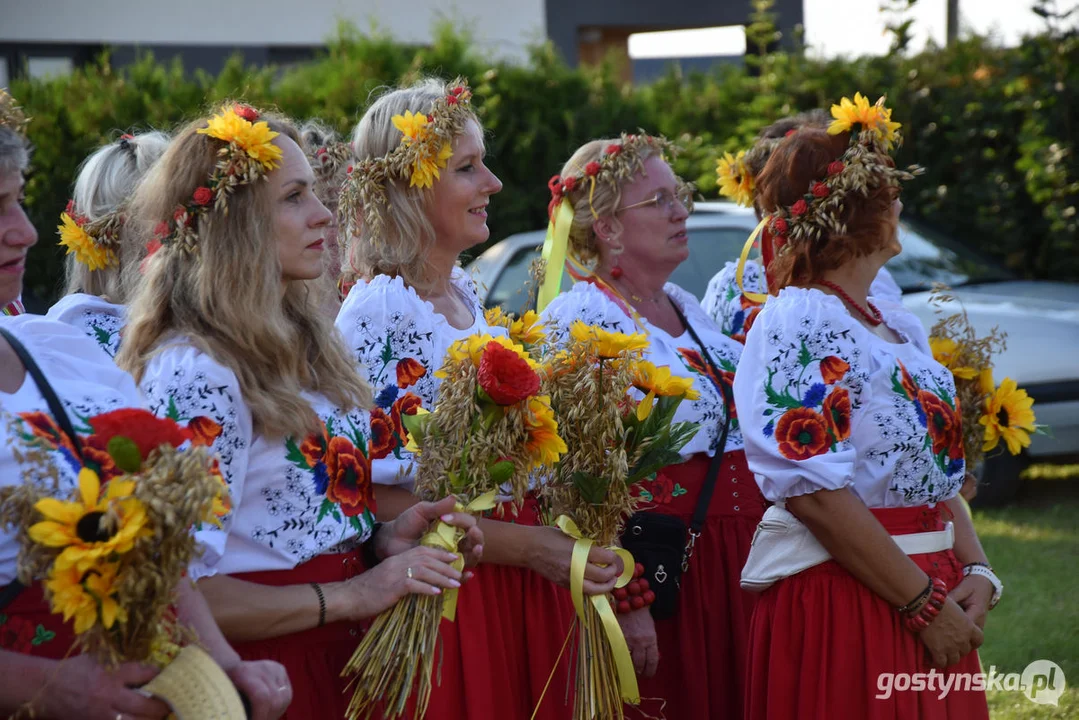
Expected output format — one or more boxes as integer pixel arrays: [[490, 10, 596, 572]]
[[448, 470, 467, 492], [400, 410, 433, 447], [571, 471, 609, 506], [666, 421, 701, 455], [487, 459, 515, 484], [106, 435, 142, 473], [627, 447, 685, 485]]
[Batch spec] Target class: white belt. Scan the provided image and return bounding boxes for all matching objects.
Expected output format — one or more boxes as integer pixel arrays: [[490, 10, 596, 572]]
[[740, 504, 955, 593]]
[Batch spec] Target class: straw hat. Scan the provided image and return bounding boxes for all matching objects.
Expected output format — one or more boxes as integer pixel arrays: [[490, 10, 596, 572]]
[[142, 645, 248, 719]]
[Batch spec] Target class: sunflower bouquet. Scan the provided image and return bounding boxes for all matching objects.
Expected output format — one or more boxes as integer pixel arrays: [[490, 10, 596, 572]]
[[0, 408, 228, 666], [538, 321, 700, 720], [928, 290, 1040, 474], [342, 332, 566, 720]]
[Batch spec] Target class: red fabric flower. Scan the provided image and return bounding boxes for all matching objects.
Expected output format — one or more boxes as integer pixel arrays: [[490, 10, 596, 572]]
[[369, 408, 396, 461], [346, 165, 353, 175], [152, 222, 170, 239], [828, 160, 845, 176], [650, 476, 674, 504], [87, 409, 191, 464], [563, 176, 577, 192], [774, 407, 832, 461], [233, 104, 259, 122], [325, 437, 375, 517], [791, 199, 809, 216], [390, 393, 424, 443], [605, 144, 622, 156], [447, 95, 458, 105], [173, 206, 187, 222], [819, 355, 851, 385], [812, 182, 830, 198], [477, 342, 540, 406], [187, 416, 223, 447], [395, 358, 427, 389], [192, 187, 213, 206], [822, 387, 852, 443], [426, 114, 434, 123], [451, 86, 465, 96], [918, 390, 960, 457], [65, 199, 76, 215], [316, 147, 327, 157], [585, 161, 601, 177], [773, 218, 789, 235], [548, 175, 563, 195]]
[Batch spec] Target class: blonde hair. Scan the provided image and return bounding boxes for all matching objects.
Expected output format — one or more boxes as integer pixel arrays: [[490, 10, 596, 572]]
[[63, 131, 170, 300], [559, 137, 665, 266], [117, 109, 372, 439], [344, 78, 480, 293]]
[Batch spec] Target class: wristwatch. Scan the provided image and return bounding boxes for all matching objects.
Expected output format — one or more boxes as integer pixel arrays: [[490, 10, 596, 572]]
[[963, 563, 1003, 609]]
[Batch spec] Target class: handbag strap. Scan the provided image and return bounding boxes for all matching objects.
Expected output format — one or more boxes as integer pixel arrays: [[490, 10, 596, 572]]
[[669, 302, 733, 536], [0, 326, 85, 461]]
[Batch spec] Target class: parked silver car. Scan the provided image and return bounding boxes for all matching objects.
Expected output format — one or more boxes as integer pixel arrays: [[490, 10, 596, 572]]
[[466, 202, 1079, 504]]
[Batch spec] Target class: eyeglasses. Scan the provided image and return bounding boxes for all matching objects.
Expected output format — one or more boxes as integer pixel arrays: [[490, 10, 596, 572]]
[[618, 181, 695, 215]]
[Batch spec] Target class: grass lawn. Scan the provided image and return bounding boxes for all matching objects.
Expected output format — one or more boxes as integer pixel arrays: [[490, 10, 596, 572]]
[[972, 475, 1079, 718]]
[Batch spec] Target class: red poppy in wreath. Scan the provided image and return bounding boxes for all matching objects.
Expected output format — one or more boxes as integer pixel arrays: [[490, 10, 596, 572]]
[[774, 407, 832, 461], [325, 437, 376, 517]]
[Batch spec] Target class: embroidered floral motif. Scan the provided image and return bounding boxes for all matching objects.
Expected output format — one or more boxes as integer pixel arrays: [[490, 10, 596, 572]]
[[286, 415, 376, 533], [702, 261, 766, 344], [78, 310, 123, 357], [636, 475, 689, 504], [0, 614, 56, 654]]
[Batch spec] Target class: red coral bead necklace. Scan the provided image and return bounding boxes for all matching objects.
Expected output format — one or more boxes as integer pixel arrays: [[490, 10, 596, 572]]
[[816, 279, 883, 327]]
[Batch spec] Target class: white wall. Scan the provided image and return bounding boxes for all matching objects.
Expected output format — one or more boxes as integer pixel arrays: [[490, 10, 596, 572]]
[[1, 0, 546, 61]]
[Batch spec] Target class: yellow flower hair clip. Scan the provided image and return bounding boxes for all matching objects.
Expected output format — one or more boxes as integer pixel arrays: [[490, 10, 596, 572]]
[[716, 150, 755, 207], [57, 200, 124, 271], [827, 92, 902, 150]]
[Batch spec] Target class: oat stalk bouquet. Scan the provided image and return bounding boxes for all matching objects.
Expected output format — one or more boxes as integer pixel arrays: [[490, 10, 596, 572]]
[[538, 320, 699, 720], [0, 408, 228, 666], [927, 290, 1041, 471], [342, 332, 566, 720]]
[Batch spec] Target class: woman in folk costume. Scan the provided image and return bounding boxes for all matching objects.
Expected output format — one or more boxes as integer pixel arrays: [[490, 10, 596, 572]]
[[703, 109, 902, 344], [46, 131, 170, 356], [537, 134, 765, 719], [0, 90, 289, 720], [734, 94, 997, 719], [335, 77, 621, 719], [116, 103, 481, 720]]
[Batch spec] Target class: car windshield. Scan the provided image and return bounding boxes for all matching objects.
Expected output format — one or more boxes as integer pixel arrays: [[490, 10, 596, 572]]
[[886, 218, 1014, 292]]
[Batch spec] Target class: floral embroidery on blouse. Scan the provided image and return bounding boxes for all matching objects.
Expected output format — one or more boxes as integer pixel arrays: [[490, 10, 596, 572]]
[[702, 260, 766, 344], [286, 414, 376, 533]]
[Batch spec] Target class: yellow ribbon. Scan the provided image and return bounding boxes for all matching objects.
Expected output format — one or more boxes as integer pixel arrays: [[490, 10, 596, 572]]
[[537, 198, 574, 313], [554, 514, 639, 705], [420, 490, 499, 621], [736, 217, 769, 305]]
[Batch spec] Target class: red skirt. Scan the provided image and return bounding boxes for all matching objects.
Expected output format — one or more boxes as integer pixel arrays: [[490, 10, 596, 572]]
[[744, 504, 990, 720], [231, 551, 369, 720], [629, 450, 766, 720], [422, 494, 577, 720], [0, 581, 76, 659]]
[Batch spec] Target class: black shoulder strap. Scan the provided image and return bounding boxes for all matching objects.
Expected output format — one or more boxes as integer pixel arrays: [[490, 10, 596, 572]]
[[669, 302, 733, 534], [0, 326, 85, 460]]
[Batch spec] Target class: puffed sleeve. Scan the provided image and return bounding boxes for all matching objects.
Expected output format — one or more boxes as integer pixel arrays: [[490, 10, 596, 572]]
[[732, 288, 868, 502], [700, 260, 766, 343], [540, 282, 638, 344], [336, 275, 442, 488], [140, 344, 253, 579], [44, 294, 125, 358]]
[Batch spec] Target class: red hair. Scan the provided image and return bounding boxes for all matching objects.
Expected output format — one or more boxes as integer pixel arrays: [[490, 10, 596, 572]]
[[757, 128, 898, 290]]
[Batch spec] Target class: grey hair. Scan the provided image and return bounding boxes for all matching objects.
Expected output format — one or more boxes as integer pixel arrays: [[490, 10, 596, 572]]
[[0, 128, 30, 176], [63, 130, 170, 299]]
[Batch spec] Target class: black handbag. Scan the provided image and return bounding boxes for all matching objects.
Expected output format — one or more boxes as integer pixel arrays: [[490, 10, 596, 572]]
[[0, 326, 87, 611], [619, 303, 733, 621]]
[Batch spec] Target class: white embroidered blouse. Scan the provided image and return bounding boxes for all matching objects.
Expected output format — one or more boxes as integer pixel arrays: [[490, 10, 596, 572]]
[[335, 268, 506, 490], [139, 342, 376, 580], [732, 287, 966, 508], [541, 281, 744, 459], [45, 293, 125, 358], [0, 315, 141, 585], [702, 260, 905, 344]]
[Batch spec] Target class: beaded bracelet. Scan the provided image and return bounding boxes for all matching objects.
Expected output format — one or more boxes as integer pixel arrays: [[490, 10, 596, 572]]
[[613, 563, 655, 614], [904, 577, 948, 633]]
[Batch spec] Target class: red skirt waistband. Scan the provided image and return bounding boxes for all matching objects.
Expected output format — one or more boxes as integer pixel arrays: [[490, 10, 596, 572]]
[[869, 504, 952, 536]]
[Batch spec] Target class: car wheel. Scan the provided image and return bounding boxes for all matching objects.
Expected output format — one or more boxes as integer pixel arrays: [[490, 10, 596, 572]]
[[971, 451, 1031, 507]]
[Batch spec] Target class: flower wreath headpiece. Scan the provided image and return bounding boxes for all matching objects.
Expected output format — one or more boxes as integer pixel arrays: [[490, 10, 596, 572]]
[[0, 89, 29, 138], [150, 104, 283, 255], [728, 93, 922, 302], [308, 140, 352, 199], [337, 78, 474, 246], [536, 133, 683, 312]]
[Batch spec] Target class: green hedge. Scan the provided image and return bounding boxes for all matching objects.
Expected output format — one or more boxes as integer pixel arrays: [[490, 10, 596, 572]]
[[11, 11, 1079, 305]]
